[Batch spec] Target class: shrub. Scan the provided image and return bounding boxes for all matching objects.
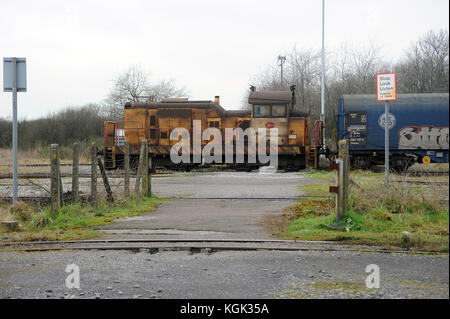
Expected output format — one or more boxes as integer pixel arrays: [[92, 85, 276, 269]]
[[29, 211, 53, 230], [9, 202, 33, 222]]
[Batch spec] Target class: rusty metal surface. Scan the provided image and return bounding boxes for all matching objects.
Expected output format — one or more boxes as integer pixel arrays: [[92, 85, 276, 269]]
[[157, 109, 192, 118], [0, 238, 423, 254], [248, 90, 292, 104], [329, 163, 339, 170], [223, 110, 251, 117], [329, 186, 338, 193], [126, 101, 227, 115]]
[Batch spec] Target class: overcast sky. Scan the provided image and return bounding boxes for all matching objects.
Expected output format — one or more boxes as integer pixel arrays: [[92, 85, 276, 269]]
[[1, 0, 449, 120]]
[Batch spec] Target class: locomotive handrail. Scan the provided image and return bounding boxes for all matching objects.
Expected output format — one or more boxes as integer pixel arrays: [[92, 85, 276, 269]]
[[314, 120, 323, 148]]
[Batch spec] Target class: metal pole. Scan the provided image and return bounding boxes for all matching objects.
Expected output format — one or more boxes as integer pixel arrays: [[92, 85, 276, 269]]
[[277, 55, 286, 87], [385, 101, 389, 192], [320, 0, 326, 147], [12, 58, 18, 204]]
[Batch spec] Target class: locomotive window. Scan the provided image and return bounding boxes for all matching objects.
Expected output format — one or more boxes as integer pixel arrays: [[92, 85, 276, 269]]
[[160, 131, 168, 139], [150, 129, 156, 139], [150, 115, 156, 126], [209, 121, 220, 128], [253, 105, 271, 117], [272, 105, 286, 117]]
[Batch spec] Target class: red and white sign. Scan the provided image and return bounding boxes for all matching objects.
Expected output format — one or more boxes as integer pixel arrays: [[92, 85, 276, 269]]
[[265, 121, 275, 129], [376, 72, 397, 101]]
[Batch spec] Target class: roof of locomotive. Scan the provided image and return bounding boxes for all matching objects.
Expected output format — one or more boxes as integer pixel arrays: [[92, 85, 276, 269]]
[[125, 100, 226, 114], [248, 90, 293, 105], [124, 100, 251, 117]]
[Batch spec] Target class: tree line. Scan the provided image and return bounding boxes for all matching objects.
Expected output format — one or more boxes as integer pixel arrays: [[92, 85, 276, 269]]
[[0, 104, 107, 149], [0, 65, 187, 150], [0, 29, 447, 151], [249, 29, 449, 146]]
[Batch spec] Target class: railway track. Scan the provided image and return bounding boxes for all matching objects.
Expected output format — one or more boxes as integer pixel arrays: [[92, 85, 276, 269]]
[[0, 238, 430, 254], [0, 196, 51, 204], [0, 172, 169, 179], [0, 172, 447, 180], [0, 195, 332, 204], [391, 180, 449, 186], [405, 170, 449, 176], [0, 163, 91, 167]]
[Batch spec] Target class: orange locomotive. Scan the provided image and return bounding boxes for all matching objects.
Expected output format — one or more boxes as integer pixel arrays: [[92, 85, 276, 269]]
[[103, 86, 322, 170]]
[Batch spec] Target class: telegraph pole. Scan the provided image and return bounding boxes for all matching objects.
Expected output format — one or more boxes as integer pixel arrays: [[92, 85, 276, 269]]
[[277, 55, 286, 87], [320, 0, 326, 147]]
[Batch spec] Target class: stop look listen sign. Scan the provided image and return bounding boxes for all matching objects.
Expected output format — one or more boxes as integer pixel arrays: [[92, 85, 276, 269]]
[[376, 72, 397, 192], [376, 72, 397, 101]]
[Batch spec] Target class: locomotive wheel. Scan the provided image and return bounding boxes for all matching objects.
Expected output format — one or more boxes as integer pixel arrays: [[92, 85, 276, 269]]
[[130, 157, 139, 170], [350, 156, 371, 169]]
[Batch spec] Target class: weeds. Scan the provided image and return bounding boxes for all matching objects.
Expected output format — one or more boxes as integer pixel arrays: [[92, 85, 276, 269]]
[[8, 202, 34, 222], [0, 195, 164, 241], [280, 168, 449, 252], [36, 136, 104, 162], [0, 136, 103, 165]]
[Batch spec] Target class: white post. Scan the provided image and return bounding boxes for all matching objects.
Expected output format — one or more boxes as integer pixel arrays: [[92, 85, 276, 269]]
[[12, 58, 18, 204]]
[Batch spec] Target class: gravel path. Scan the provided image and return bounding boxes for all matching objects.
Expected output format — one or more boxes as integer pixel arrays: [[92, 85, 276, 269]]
[[0, 250, 448, 299]]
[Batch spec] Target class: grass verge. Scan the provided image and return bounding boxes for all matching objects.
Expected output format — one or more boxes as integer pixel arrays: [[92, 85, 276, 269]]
[[281, 169, 449, 252], [0, 196, 164, 242]]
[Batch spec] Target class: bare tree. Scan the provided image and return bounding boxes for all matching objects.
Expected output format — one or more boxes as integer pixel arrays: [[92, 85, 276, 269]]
[[103, 64, 188, 120], [242, 29, 448, 144], [351, 44, 382, 94], [287, 46, 321, 112], [396, 29, 449, 93]]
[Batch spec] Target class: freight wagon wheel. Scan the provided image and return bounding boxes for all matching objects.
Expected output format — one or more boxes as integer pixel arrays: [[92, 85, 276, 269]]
[[390, 156, 414, 173], [350, 156, 370, 170]]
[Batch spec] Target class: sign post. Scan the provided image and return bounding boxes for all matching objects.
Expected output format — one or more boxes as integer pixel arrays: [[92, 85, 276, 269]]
[[376, 72, 397, 192], [3, 57, 27, 204]]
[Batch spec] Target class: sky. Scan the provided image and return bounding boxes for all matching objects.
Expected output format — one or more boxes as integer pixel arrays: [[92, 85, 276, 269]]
[[1, 0, 449, 120]]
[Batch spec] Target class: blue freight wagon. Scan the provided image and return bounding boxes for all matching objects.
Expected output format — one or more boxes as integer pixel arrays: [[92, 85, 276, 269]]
[[336, 93, 449, 171]]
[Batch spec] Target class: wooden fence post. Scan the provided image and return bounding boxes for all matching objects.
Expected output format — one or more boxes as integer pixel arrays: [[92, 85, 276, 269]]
[[124, 141, 130, 198], [50, 144, 60, 214], [135, 140, 146, 195], [97, 156, 114, 203], [148, 155, 152, 196], [58, 163, 63, 207], [90, 143, 98, 208], [142, 140, 149, 197], [72, 142, 79, 201]]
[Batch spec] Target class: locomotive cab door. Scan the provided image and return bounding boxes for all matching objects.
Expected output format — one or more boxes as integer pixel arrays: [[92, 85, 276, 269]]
[[157, 109, 192, 147], [104, 121, 117, 147], [288, 118, 305, 146]]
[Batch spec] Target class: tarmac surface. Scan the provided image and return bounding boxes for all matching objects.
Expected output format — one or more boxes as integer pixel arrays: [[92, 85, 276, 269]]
[[1, 169, 448, 299], [97, 169, 318, 239]]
